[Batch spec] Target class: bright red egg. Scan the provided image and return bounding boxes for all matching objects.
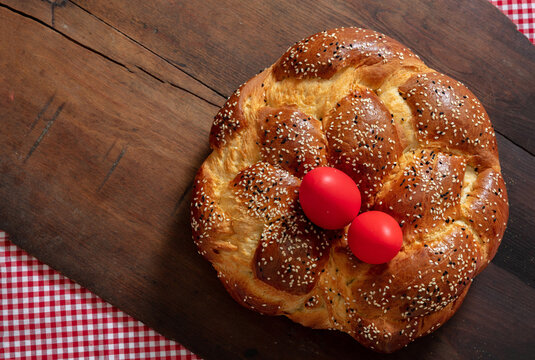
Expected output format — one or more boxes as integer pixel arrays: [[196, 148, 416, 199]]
[[347, 211, 403, 264], [299, 167, 361, 230]]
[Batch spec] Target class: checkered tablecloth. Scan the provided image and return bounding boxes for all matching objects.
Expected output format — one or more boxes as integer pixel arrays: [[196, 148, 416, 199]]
[[491, 0, 534, 42], [1, 1, 533, 359], [0, 233, 200, 360]]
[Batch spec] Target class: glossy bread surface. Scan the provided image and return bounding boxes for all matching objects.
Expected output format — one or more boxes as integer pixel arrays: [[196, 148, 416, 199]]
[[191, 27, 508, 352]]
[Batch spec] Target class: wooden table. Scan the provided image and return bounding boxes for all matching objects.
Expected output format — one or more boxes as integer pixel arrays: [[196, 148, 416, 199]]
[[1, 1, 534, 359]]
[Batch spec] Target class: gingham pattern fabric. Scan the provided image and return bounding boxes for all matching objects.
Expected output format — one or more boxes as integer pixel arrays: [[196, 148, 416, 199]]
[[0, 232, 200, 360], [490, 0, 535, 43], [1, 2, 533, 359]]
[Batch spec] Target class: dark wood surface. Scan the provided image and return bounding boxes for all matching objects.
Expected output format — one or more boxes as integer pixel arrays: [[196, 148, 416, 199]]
[[1, 1, 534, 359]]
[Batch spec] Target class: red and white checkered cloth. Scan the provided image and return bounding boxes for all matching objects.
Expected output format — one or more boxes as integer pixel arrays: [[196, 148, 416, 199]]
[[0, 233, 200, 360], [491, 0, 535, 43], [1, 2, 533, 359]]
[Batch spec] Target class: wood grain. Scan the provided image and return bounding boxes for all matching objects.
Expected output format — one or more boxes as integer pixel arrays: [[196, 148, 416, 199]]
[[1, 0, 225, 107], [0, 1, 534, 359], [72, 0, 535, 153]]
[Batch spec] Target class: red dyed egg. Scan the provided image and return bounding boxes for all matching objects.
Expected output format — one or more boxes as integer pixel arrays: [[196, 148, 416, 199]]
[[347, 211, 403, 264], [299, 167, 361, 230]]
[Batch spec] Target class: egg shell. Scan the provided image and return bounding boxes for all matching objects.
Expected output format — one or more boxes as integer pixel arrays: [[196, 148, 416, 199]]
[[348, 211, 403, 264], [299, 167, 361, 230]]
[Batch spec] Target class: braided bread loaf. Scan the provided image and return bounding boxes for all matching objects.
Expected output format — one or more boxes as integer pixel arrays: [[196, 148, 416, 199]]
[[190, 27, 509, 352]]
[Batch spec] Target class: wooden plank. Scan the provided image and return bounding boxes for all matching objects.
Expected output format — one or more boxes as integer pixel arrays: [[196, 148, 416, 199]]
[[1, 0, 225, 108], [140, 193, 534, 360], [0, 2, 219, 323], [492, 135, 535, 287], [70, 0, 535, 153], [1, 1, 534, 359], [3, 0, 533, 286]]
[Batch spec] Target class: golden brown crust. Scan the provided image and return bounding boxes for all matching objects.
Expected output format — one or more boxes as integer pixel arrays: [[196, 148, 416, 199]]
[[324, 88, 404, 207], [273, 28, 420, 81], [398, 72, 499, 168], [257, 106, 328, 177], [461, 168, 508, 272], [374, 150, 467, 242], [191, 27, 509, 353], [209, 70, 269, 149], [253, 213, 334, 295], [191, 166, 234, 262]]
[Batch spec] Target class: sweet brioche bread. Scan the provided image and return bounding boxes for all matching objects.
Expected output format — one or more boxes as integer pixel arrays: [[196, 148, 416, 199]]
[[190, 27, 509, 352]]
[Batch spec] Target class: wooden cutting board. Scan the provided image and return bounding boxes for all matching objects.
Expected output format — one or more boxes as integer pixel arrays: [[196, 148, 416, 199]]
[[1, 0, 534, 358]]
